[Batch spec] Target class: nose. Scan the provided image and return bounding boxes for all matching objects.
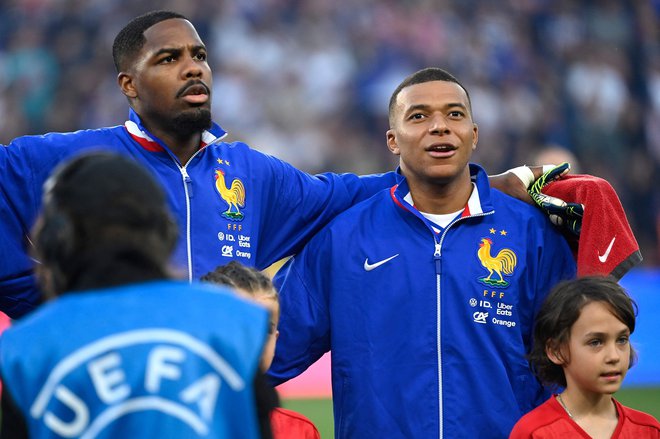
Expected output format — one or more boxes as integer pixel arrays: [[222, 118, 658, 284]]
[[604, 342, 622, 364], [429, 114, 449, 135], [181, 55, 203, 79]]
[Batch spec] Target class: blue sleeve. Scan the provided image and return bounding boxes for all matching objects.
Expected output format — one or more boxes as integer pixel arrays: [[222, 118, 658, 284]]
[[534, 225, 576, 311], [0, 188, 39, 317], [0, 137, 53, 318], [266, 231, 333, 386], [523, 217, 577, 352], [253, 152, 398, 268], [0, 133, 92, 317]]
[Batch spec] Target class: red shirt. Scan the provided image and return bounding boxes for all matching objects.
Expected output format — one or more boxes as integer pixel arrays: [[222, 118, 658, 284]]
[[270, 407, 321, 439], [510, 395, 660, 438]]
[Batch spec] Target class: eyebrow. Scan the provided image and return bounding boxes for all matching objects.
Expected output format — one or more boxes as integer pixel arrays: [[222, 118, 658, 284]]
[[583, 329, 630, 338], [405, 102, 468, 113], [152, 44, 206, 58]]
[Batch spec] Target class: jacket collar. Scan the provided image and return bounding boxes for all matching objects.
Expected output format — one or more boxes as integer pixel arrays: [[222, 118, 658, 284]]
[[390, 163, 495, 222], [124, 108, 227, 154]]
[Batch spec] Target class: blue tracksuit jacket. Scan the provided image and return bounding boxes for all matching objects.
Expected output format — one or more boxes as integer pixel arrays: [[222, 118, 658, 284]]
[[0, 280, 268, 438], [269, 164, 577, 438], [0, 109, 397, 317]]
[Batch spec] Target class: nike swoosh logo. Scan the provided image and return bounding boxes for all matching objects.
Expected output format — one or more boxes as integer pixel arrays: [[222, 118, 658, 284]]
[[364, 254, 399, 271], [598, 237, 617, 263]]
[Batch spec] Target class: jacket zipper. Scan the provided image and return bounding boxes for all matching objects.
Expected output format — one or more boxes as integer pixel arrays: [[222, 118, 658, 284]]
[[176, 143, 218, 282], [179, 166, 194, 282], [433, 239, 443, 438], [434, 210, 493, 438]]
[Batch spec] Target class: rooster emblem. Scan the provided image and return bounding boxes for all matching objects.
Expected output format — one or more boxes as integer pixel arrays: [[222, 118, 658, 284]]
[[477, 238, 517, 287], [214, 170, 245, 221]]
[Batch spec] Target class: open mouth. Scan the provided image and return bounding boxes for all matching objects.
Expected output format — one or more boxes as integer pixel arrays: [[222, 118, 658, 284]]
[[426, 143, 456, 152], [425, 144, 457, 156], [179, 83, 210, 104]]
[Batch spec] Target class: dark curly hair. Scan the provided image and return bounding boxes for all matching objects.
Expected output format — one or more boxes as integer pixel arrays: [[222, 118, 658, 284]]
[[528, 276, 638, 390]]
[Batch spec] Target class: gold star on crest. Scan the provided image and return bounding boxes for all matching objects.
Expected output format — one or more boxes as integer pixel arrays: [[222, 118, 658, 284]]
[[500, 230, 507, 236], [217, 158, 224, 164], [489, 228, 496, 234]]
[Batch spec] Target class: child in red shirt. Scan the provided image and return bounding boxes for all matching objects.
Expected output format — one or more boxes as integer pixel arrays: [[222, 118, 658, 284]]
[[202, 262, 321, 439], [510, 276, 660, 438]]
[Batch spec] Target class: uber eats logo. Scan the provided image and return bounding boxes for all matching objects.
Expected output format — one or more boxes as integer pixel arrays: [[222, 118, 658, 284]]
[[30, 329, 244, 437]]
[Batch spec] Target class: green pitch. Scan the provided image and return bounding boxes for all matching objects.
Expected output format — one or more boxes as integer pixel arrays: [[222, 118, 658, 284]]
[[284, 387, 660, 439]]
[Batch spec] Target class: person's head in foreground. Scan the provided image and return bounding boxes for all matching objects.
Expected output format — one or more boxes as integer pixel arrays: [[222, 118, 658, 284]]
[[530, 275, 637, 403], [31, 151, 177, 299], [201, 261, 280, 370]]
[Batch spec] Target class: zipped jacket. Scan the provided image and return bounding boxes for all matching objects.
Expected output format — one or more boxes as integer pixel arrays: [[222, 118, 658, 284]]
[[0, 109, 397, 317], [269, 164, 576, 438]]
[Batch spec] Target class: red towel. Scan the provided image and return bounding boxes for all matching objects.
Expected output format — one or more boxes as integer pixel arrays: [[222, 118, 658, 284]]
[[543, 175, 642, 280]]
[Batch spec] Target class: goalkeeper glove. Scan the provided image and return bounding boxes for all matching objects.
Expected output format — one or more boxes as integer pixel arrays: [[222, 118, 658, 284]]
[[527, 162, 584, 236]]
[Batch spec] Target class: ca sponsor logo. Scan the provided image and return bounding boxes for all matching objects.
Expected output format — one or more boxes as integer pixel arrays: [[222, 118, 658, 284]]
[[29, 329, 244, 437], [221, 245, 233, 257], [473, 311, 488, 324]]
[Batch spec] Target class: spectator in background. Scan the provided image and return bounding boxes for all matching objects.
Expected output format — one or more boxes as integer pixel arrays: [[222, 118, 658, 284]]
[[510, 276, 660, 438], [268, 68, 577, 438], [202, 261, 321, 439], [533, 145, 581, 174], [0, 152, 275, 438]]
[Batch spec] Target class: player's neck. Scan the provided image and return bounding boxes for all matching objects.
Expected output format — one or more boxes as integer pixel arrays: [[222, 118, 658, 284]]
[[408, 176, 472, 214], [151, 126, 203, 164], [559, 390, 618, 438]]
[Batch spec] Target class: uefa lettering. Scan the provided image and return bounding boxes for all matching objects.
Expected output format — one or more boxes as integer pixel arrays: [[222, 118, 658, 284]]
[[30, 329, 243, 437]]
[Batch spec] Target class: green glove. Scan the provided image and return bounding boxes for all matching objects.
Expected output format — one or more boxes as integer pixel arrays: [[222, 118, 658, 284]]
[[528, 162, 584, 236]]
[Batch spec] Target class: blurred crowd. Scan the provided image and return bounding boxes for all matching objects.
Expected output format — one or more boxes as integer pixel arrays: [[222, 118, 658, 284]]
[[1, 0, 659, 264]]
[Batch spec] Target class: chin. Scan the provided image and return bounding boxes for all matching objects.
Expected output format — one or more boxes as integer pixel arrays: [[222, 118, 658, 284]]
[[172, 109, 212, 135]]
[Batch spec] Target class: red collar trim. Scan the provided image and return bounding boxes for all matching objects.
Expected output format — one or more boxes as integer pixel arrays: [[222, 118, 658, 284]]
[[124, 120, 215, 153], [390, 186, 408, 211]]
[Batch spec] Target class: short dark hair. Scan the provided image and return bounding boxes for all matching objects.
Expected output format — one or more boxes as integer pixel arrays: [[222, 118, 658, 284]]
[[201, 261, 276, 298], [388, 67, 472, 127], [529, 276, 638, 389], [112, 10, 187, 73]]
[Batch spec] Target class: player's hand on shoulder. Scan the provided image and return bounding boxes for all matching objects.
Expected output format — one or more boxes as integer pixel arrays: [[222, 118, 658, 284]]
[[527, 162, 584, 235]]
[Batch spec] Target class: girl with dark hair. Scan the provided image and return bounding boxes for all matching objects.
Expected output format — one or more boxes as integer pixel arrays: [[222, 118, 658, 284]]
[[510, 276, 660, 438]]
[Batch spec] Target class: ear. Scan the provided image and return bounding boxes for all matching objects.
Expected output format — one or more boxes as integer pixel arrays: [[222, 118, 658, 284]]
[[472, 123, 479, 150], [118, 72, 137, 99], [386, 130, 400, 155], [545, 340, 566, 366]]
